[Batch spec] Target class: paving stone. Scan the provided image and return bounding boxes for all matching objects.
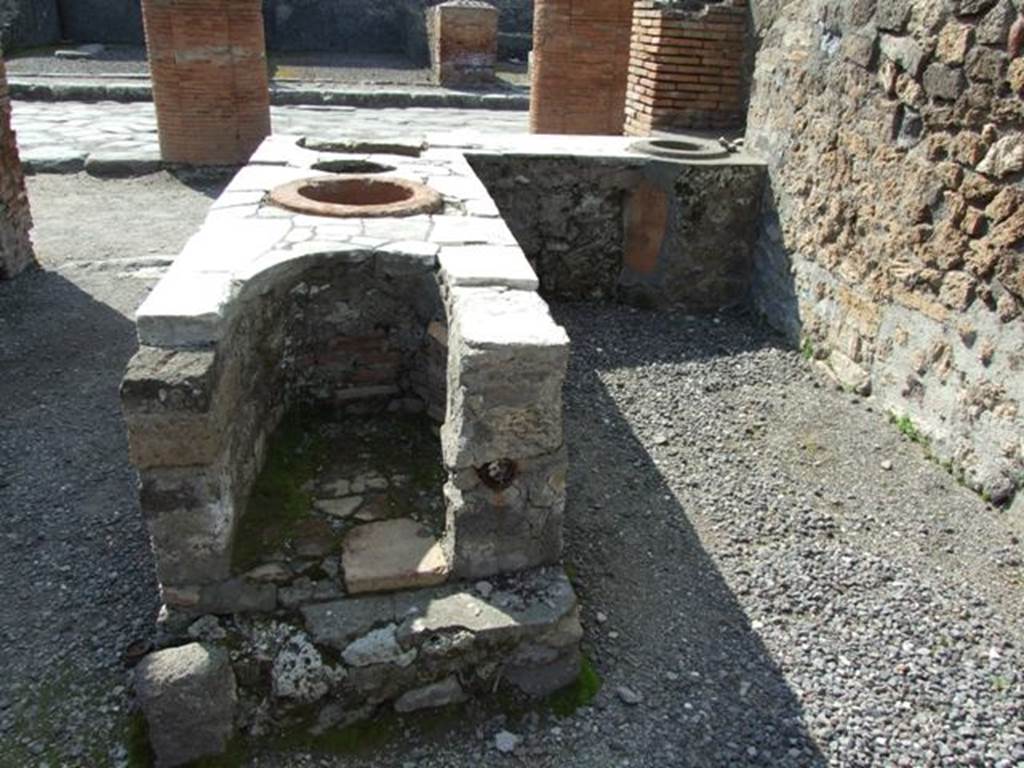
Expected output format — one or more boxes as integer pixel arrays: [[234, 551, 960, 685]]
[[342, 519, 449, 594], [315, 496, 363, 519]]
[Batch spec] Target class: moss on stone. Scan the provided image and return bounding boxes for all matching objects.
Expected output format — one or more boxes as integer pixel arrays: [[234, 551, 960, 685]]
[[232, 411, 330, 573], [547, 654, 603, 717], [124, 712, 154, 767]]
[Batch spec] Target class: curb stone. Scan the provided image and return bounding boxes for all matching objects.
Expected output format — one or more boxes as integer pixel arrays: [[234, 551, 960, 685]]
[[8, 78, 530, 111]]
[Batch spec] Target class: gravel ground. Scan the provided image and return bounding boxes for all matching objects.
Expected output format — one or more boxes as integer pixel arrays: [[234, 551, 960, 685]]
[[4, 46, 530, 89], [0, 173, 1022, 767]]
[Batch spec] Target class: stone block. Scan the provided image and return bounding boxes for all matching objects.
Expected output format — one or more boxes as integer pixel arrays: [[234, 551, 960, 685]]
[[397, 566, 578, 646], [302, 594, 397, 650], [923, 63, 967, 101], [342, 519, 449, 594], [134, 643, 237, 768], [444, 448, 566, 578], [394, 676, 468, 712], [197, 578, 277, 614], [877, 0, 911, 32], [139, 467, 235, 586], [438, 244, 539, 290], [442, 287, 569, 470], [976, 0, 1015, 45], [880, 34, 926, 78]]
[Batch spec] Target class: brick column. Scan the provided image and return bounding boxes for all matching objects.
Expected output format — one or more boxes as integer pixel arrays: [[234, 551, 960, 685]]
[[529, 0, 634, 135], [0, 56, 35, 280], [142, 0, 271, 166], [428, 1, 499, 87], [625, 0, 748, 136]]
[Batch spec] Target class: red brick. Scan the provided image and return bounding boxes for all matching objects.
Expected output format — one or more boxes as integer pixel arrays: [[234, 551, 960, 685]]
[[141, 0, 271, 166]]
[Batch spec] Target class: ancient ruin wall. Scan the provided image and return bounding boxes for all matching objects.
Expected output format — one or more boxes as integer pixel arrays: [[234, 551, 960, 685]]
[[0, 56, 35, 280], [747, 0, 1024, 504]]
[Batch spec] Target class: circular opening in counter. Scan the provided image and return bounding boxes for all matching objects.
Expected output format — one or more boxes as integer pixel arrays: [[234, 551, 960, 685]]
[[629, 138, 731, 161], [311, 160, 397, 174], [269, 176, 444, 218]]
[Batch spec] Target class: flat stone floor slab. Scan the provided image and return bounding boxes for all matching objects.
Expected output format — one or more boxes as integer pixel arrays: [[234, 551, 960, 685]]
[[342, 518, 449, 594]]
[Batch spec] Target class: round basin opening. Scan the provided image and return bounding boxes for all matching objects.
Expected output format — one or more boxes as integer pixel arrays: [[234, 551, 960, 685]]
[[303, 178, 413, 206], [629, 138, 730, 161], [269, 176, 444, 218], [298, 137, 424, 157], [648, 139, 706, 153], [311, 159, 397, 175]]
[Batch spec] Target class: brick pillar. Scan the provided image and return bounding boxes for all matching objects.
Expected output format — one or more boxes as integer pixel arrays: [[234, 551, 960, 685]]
[[625, 0, 748, 136], [530, 0, 634, 135], [0, 57, 35, 280], [142, 0, 271, 166], [428, 1, 499, 87]]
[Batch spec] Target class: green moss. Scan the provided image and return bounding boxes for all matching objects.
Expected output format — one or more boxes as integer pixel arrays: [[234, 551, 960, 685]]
[[547, 655, 603, 717], [269, 710, 400, 757], [125, 713, 154, 768], [232, 411, 329, 572], [889, 412, 928, 447], [800, 337, 815, 361], [189, 738, 250, 768]]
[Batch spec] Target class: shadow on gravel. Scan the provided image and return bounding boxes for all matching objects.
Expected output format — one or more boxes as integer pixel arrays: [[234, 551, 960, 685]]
[[168, 167, 237, 199], [0, 269, 157, 695], [557, 304, 826, 766]]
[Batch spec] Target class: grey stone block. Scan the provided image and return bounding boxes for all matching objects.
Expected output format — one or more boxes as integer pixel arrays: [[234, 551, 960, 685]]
[[134, 643, 237, 768], [301, 594, 396, 649], [20, 146, 87, 174], [394, 676, 467, 713], [85, 147, 163, 178]]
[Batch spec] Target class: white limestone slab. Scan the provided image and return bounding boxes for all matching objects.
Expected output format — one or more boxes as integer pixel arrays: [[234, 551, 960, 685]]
[[439, 245, 538, 291], [429, 215, 518, 246], [136, 271, 234, 347], [448, 287, 568, 350]]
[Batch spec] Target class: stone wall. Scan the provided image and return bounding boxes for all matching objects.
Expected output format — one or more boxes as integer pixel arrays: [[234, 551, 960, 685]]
[[57, 0, 143, 45], [747, 0, 1024, 504], [625, 0, 750, 135], [142, 0, 271, 166], [0, 56, 35, 280], [469, 152, 766, 307], [0, 0, 531, 54], [529, 0, 635, 135], [0, 0, 60, 51]]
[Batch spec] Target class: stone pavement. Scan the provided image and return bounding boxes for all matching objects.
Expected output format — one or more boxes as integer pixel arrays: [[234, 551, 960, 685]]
[[10, 101, 529, 173]]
